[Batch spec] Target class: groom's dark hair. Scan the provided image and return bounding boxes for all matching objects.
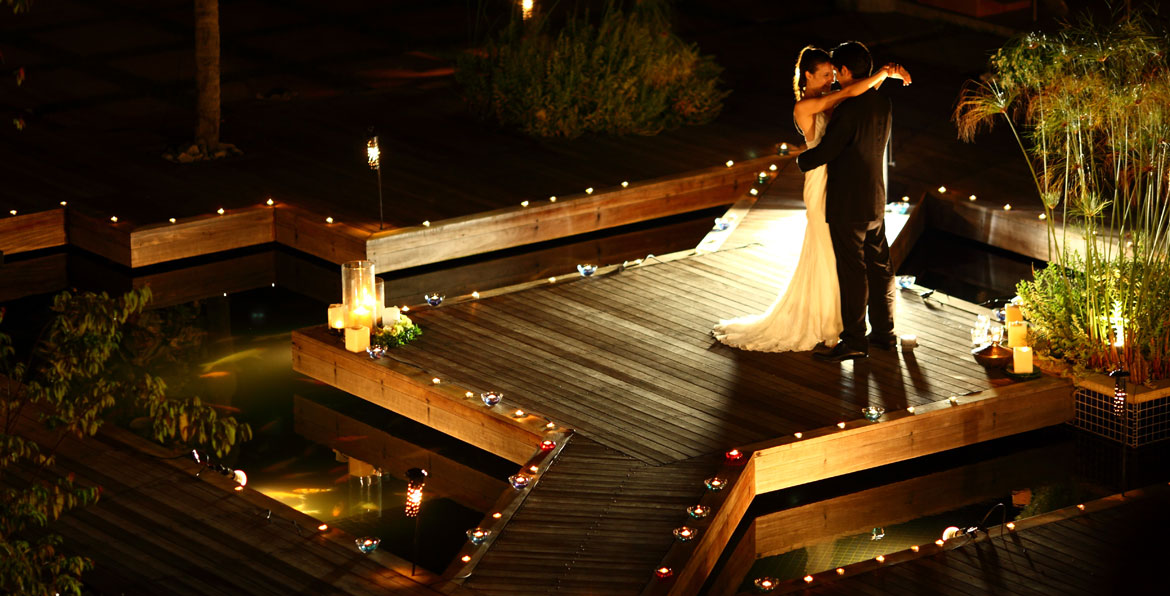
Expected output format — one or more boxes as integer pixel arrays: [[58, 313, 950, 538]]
[[830, 41, 872, 78]]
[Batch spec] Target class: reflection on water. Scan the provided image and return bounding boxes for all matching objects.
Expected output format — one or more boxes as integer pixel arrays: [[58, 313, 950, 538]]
[[729, 428, 1169, 591], [898, 229, 1046, 305], [0, 208, 721, 572]]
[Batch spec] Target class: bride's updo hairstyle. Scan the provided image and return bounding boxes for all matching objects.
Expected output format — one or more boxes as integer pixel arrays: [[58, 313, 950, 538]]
[[793, 46, 831, 101]]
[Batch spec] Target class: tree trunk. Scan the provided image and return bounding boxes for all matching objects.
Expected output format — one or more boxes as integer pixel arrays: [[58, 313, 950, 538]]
[[194, 0, 220, 150]]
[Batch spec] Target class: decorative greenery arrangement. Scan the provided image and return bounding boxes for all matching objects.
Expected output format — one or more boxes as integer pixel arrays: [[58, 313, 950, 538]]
[[1, 288, 252, 594], [955, 12, 1170, 384], [372, 313, 421, 349], [456, 0, 729, 138]]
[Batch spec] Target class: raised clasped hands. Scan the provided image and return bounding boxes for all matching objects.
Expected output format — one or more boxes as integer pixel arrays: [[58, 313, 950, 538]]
[[882, 62, 912, 86]]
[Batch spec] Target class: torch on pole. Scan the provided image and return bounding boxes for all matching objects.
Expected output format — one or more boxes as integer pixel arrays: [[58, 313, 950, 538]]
[[405, 467, 428, 575], [367, 129, 384, 230]]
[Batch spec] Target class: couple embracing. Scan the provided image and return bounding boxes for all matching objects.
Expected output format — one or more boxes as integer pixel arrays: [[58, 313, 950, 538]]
[[714, 41, 911, 362]]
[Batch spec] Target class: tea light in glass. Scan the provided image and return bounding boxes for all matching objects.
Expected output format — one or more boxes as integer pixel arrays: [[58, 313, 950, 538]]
[[862, 406, 884, 422], [481, 391, 502, 407], [673, 526, 697, 542], [577, 264, 597, 277], [466, 528, 491, 545], [687, 504, 710, 519], [704, 477, 726, 491], [754, 577, 777, 592], [508, 474, 530, 489], [355, 537, 380, 554], [328, 303, 346, 334], [424, 294, 444, 307]]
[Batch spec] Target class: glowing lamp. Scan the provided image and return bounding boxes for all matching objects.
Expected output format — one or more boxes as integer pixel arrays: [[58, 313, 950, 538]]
[[367, 136, 380, 169], [326, 216, 334, 224], [753, 577, 776, 592], [1039, 213, 1047, 220], [540, 440, 556, 451], [472, 291, 480, 299], [935, 539, 945, 546], [520, 200, 529, 207], [779, 143, 789, 155], [862, 406, 884, 422], [512, 409, 526, 418], [232, 470, 248, 486], [907, 406, 915, 413], [481, 391, 502, 407], [673, 526, 697, 542], [61, 201, 68, 206], [804, 575, 814, 583], [585, 187, 593, 194], [911, 545, 920, 552], [836, 568, 845, 575], [521, 0, 534, 20], [724, 448, 744, 463], [794, 432, 802, 438], [577, 264, 597, 277], [328, 304, 346, 333], [491, 512, 502, 519], [725, 160, 734, 167], [545, 421, 556, 429], [876, 555, 885, 563], [704, 477, 726, 491], [432, 377, 441, 385], [318, 524, 329, 531], [1077, 504, 1085, 510], [686, 505, 710, 519], [528, 465, 539, 473], [837, 422, 846, 429], [233, 485, 243, 491], [549, 196, 557, 202], [110, 216, 118, 222], [466, 528, 491, 545], [217, 208, 224, 215], [461, 555, 471, 563], [422, 220, 431, 227], [769, 164, 777, 171], [749, 188, 759, 196], [902, 195, 910, 202], [266, 198, 275, 206], [169, 218, 176, 224], [969, 194, 977, 201], [757, 172, 768, 184], [548, 277, 556, 283], [621, 181, 629, 187], [1006, 522, 1016, 531], [937, 186, 947, 193], [424, 294, 444, 307], [1004, 203, 1012, 210], [655, 566, 673, 579], [405, 468, 427, 517]]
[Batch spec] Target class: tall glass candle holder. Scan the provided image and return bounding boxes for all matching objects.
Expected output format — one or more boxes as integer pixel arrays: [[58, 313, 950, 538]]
[[375, 278, 385, 328], [342, 260, 377, 330]]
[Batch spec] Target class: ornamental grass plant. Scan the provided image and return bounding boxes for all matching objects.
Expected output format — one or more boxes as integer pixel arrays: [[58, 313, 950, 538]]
[[955, 11, 1170, 383], [456, 0, 729, 138]]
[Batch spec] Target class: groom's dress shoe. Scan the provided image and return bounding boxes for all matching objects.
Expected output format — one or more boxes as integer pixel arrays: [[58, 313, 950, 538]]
[[813, 344, 867, 362], [867, 333, 897, 350], [812, 342, 834, 355]]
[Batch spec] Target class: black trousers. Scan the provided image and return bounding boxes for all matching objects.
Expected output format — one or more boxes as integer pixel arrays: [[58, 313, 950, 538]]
[[828, 219, 895, 351]]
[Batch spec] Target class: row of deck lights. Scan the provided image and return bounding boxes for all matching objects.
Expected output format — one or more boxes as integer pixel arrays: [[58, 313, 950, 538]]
[[937, 185, 1047, 219]]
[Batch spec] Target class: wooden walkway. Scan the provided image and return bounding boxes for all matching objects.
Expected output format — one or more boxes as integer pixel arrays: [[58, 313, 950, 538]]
[[4, 406, 470, 596], [292, 161, 1075, 594], [757, 483, 1170, 595]]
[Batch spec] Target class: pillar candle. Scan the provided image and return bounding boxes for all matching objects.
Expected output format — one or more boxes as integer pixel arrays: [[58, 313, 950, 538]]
[[1006, 322, 1027, 347], [385, 306, 400, 327], [1005, 304, 1023, 323], [1013, 346, 1033, 374], [345, 326, 370, 353], [328, 303, 346, 331]]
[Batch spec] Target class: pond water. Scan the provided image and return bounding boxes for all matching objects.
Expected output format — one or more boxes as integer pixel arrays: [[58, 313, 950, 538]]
[[0, 207, 721, 573], [717, 426, 1170, 593]]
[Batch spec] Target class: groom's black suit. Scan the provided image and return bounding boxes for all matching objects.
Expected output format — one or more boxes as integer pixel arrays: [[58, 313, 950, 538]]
[[796, 88, 896, 353]]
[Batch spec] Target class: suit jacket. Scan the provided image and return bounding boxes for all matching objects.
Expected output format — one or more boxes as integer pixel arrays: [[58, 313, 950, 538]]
[[796, 88, 891, 224]]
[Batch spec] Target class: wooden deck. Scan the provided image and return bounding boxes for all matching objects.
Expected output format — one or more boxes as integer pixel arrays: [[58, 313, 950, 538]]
[[3, 405, 472, 596], [292, 169, 1076, 594], [754, 482, 1170, 595]]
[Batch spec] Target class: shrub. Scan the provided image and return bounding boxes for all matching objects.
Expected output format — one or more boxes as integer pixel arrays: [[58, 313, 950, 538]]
[[457, 1, 729, 138]]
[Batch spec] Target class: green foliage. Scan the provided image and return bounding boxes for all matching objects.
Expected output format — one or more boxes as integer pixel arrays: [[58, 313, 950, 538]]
[[1, 288, 253, 593], [955, 11, 1170, 382], [372, 315, 422, 349], [457, 1, 729, 138]]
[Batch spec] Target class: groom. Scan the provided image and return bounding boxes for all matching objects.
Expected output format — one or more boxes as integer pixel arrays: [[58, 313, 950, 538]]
[[797, 41, 898, 362]]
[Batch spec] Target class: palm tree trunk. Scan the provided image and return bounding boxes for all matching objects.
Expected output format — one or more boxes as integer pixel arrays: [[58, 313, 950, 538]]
[[194, 0, 220, 150]]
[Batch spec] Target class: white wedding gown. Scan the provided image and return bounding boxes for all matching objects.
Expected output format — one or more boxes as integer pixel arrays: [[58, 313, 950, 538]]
[[713, 111, 843, 351]]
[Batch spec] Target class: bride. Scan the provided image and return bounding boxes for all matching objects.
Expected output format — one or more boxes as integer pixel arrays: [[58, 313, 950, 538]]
[[713, 46, 909, 352]]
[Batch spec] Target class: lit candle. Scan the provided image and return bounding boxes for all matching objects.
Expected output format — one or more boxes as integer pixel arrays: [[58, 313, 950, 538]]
[[345, 326, 370, 352], [1013, 347, 1033, 374], [1005, 304, 1023, 323], [349, 305, 374, 331], [1006, 321, 1027, 347], [328, 303, 346, 332]]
